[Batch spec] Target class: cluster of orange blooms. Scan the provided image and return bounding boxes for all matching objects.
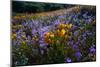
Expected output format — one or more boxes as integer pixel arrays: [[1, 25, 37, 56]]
[[44, 23, 73, 44], [44, 32, 55, 44]]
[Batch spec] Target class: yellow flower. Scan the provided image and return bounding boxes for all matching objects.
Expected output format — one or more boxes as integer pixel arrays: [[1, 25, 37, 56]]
[[18, 25, 22, 28], [64, 24, 67, 27], [44, 32, 50, 38], [12, 33, 17, 39], [58, 23, 65, 29], [34, 35, 37, 38], [44, 32, 55, 44], [66, 24, 73, 29], [14, 16, 20, 20], [21, 15, 26, 18], [61, 29, 66, 35], [32, 37, 35, 40], [13, 33, 17, 37], [12, 26, 17, 29], [22, 35, 26, 39], [22, 41, 26, 45], [32, 36, 38, 41], [65, 35, 68, 39], [57, 29, 60, 33], [69, 24, 72, 27], [60, 29, 66, 37], [45, 38, 51, 44], [50, 32, 54, 38]]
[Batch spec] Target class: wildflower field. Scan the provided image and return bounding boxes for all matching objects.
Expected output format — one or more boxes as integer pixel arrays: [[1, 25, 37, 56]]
[[12, 1, 96, 66]]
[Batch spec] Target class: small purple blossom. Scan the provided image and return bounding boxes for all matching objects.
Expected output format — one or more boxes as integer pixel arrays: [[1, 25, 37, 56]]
[[66, 58, 72, 63], [73, 44, 78, 49], [89, 47, 96, 53], [74, 31, 79, 37], [75, 51, 82, 59], [54, 20, 60, 25]]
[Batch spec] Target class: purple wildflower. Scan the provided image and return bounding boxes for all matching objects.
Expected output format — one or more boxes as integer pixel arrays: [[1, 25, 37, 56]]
[[75, 51, 82, 61], [74, 30, 79, 37], [66, 58, 72, 63], [54, 20, 60, 25], [89, 47, 96, 53]]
